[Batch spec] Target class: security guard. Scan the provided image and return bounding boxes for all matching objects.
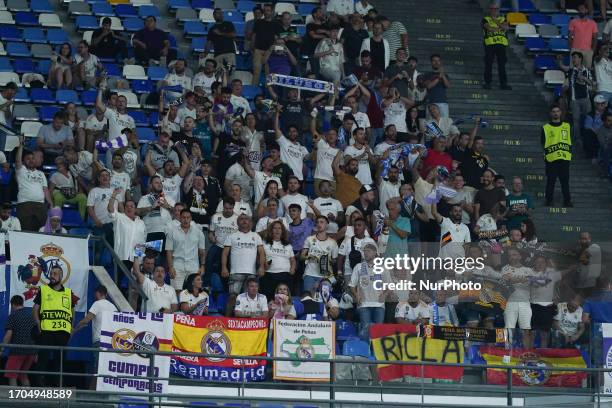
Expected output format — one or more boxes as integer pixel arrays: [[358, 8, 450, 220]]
[[482, 3, 512, 90], [32, 265, 75, 387], [542, 105, 573, 207]]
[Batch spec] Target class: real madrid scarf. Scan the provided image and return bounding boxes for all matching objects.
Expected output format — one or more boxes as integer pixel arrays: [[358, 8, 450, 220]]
[[267, 74, 335, 94]]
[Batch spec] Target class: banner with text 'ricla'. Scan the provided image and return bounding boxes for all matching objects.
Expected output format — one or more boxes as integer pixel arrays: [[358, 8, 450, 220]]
[[273, 319, 335, 381], [97, 312, 174, 394], [9, 231, 89, 312], [171, 315, 268, 382]]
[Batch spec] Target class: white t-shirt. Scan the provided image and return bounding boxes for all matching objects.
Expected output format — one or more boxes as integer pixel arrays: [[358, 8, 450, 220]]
[[530, 268, 562, 306], [255, 216, 289, 233], [253, 171, 282, 205], [164, 72, 193, 100], [141, 276, 178, 313], [554, 302, 583, 337], [0, 215, 20, 232], [438, 217, 471, 259], [137, 193, 175, 234], [192, 72, 216, 96], [215, 199, 252, 217], [225, 231, 263, 275], [104, 108, 135, 141], [85, 113, 108, 132], [313, 196, 342, 233], [278, 135, 309, 181], [88, 299, 117, 343], [353, 111, 371, 130], [177, 105, 196, 125], [109, 211, 146, 262], [0, 93, 10, 126], [383, 101, 408, 132], [69, 150, 93, 182], [16, 166, 47, 203], [350, 262, 390, 308], [303, 235, 339, 277], [110, 170, 131, 201], [280, 193, 312, 220], [74, 53, 100, 79], [501, 265, 535, 303], [339, 235, 377, 277], [209, 212, 239, 247], [242, 127, 264, 170], [595, 57, 612, 93], [230, 94, 251, 117], [314, 138, 339, 182], [343, 145, 372, 185], [394, 301, 431, 322], [264, 240, 294, 273], [87, 187, 121, 224], [179, 289, 209, 315], [234, 292, 268, 317], [158, 172, 183, 204], [225, 163, 253, 202], [378, 179, 400, 214]]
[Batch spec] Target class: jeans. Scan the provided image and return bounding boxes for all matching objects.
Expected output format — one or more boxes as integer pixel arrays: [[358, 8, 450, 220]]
[[303, 275, 322, 293], [358, 307, 385, 340]]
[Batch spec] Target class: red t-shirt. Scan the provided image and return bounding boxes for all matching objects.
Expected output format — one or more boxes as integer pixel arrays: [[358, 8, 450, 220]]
[[421, 148, 453, 177], [366, 92, 384, 129], [569, 17, 598, 50]]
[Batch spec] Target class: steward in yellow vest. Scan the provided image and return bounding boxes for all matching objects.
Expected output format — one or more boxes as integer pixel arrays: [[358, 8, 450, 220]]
[[482, 3, 511, 90], [541, 105, 573, 207]]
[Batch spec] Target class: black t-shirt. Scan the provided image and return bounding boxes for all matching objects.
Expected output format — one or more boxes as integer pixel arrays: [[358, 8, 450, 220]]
[[349, 199, 374, 218], [304, 22, 325, 55], [215, 134, 246, 180], [341, 26, 369, 61], [474, 187, 505, 216], [460, 148, 488, 188], [449, 145, 467, 163], [369, 38, 386, 72], [277, 24, 301, 57], [91, 29, 123, 59], [208, 21, 236, 56], [424, 71, 449, 104], [272, 162, 294, 188], [5, 308, 37, 355], [280, 99, 307, 131], [253, 19, 281, 51]]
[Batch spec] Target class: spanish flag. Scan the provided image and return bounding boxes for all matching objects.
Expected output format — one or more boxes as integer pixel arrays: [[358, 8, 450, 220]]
[[370, 324, 464, 381], [479, 346, 587, 387], [171, 315, 268, 382]]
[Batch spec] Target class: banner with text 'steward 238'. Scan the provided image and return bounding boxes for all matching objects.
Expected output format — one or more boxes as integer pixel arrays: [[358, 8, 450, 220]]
[[171, 314, 268, 382], [370, 324, 464, 381]]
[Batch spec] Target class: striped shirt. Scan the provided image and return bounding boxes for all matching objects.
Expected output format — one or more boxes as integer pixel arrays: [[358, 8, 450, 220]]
[[383, 21, 408, 60]]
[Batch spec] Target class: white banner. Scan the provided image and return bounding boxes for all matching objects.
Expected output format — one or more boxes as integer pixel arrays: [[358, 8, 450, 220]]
[[603, 323, 612, 394], [97, 312, 173, 394], [9, 231, 89, 312], [273, 319, 335, 382]]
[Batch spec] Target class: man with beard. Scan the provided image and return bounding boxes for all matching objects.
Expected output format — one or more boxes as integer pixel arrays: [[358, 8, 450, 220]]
[[183, 174, 211, 227], [274, 109, 310, 181], [137, 175, 175, 246], [332, 154, 362, 208], [473, 169, 505, 221], [542, 104, 573, 207], [207, 198, 238, 286], [109, 152, 131, 201], [96, 88, 135, 143], [33, 266, 77, 386], [377, 164, 401, 215], [344, 127, 376, 185], [281, 176, 316, 220], [311, 114, 340, 196], [446, 174, 475, 226], [431, 201, 471, 260], [193, 59, 218, 97], [172, 116, 199, 150], [145, 142, 191, 204], [313, 180, 344, 235], [460, 134, 489, 189], [346, 184, 376, 226], [161, 59, 193, 104]]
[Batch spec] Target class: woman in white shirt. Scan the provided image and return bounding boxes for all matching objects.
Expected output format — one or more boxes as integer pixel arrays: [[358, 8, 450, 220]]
[[49, 42, 73, 89], [268, 283, 297, 320], [261, 221, 296, 300], [179, 273, 209, 315], [314, 27, 345, 82]]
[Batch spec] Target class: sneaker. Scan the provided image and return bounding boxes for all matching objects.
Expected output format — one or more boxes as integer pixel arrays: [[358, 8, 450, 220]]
[[500, 84, 513, 90], [483, 83, 492, 89]]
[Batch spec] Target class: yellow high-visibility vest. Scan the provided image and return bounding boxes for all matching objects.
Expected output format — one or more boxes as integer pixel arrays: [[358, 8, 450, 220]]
[[484, 16, 509, 46], [543, 122, 572, 162], [39, 284, 73, 334]]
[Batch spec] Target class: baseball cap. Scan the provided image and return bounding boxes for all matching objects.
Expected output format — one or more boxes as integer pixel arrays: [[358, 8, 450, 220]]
[[594, 94, 608, 104], [359, 184, 375, 195]]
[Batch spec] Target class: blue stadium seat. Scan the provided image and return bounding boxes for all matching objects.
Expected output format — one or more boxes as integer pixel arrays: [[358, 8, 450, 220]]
[[6, 42, 31, 57], [518, 0, 537, 12], [40, 105, 61, 121], [191, 0, 212, 10], [31, 0, 53, 13], [131, 79, 154, 94], [534, 55, 557, 71], [13, 58, 35, 74], [0, 58, 11, 71], [234, 21, 245, 38], [36, 59, 51, 74], [76, 15, 99, 30], [236, 0, 255, 13], [31, 88, 55, 104], [168, 33, 178, 49], [336, 320, 358, 341], [559, 24, 569, 38], [149, 111, 159, 125], [223, 10, 243, 23], [298, 3, 316, 15], [235, 54, 251, 70], [81, 89, 97, 105], [138, 4, 160, 18], [128, 110, 148, 126], [168, 0, 190, 10], [191, 37, 207, 53], [23, 27, 46, 43], [0, 26, 22, 42], [147, 66, 168, 81], [47, 28, 70, 45], [525, 37, 547, 52], [15, 11, 38, 26], [136, 126, 156, 142], [342, 339, 372, 358], [184, 21, 207, 37], [241, 85, 260, 100], [528, 13, 551, 25], [14, 87, 30, 102], [123, 17, 144, 32], [68, 227, 92, 236], [103, 62, 121, 77], [116, 4, 138, 17], [548, 37, 570, 52], [551, 13, 572, 26], [92, 2, 115, 16], [56, 89, 80, 104]]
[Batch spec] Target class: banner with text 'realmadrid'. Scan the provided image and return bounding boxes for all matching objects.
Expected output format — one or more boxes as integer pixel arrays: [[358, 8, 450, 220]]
[[273, 319, 335, 382], [96, 312, 174, 394], [9, 231, 89, 311], [171, 315, 268, 382]]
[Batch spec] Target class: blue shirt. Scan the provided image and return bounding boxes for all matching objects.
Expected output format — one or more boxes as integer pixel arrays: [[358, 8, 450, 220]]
[[289, 218, 314, 252], [584, 290, 612, 324], [584, 111, 604, 131], [384, 216, 411, 258]]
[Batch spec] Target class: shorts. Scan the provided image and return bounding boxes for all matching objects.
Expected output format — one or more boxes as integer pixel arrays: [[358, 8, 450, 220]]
[[530, 304, 557, 331], [229, 273, 254, 294], [504, 302, 532, 330], [5, 354, 36, 380]]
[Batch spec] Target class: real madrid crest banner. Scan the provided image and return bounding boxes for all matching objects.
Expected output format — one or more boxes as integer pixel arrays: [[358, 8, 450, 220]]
[[171, 314, 268, 382], [9, 231, 89, 312], [96, 312, 174, 394], [479, 346, 587, 387], [602, 323, 612, 394], [273, 319, 335, 382]]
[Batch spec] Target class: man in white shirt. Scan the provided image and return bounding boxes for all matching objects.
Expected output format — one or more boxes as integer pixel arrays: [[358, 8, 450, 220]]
[[234, 277, 268, 318], [553, 295, 585, 347], [224, 162, 253, 203], [502, 246, 535, 349], [255, 197, 289, 233], [326, 0, 355, 20], [109, 152, 131, 201], [274, 110, 310, 180], [395, 291, 431, 324], [431, 202, 471, 260], [88, 169, 124, 262], [338, 218, 376, 280], [377, 164, 401, 215], [137, 175, 175, 244], [177, 92, 197, 126], [193, 59, 217, 97], [216, 184, 252, 216], [344, 127, 375, 185], [133, 257, 178, 313], [82, 106, 108, 152], [74, 285, 117, 344], [242, 155, 283, 205], [15, 137, 53, 231], [96, 88, 135, 142], [313, 180, 343, 234], [107, 190, 146, 265], [0, 82, 16, 127], [310, 120, 340, 196], [230, 79, 251, 117], [166, 209, 206, 291], [207, 198, 239, 286], [222, 214, 265, 314], [0, 203, 21, 233], [162, 59, 193, 103], [144, 143, 191, 204], [300, 216, 339, 293], [280, 176, 315, 220]]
